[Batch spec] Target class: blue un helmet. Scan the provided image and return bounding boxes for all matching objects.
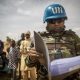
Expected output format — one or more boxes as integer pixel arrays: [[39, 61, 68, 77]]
[[43, 3, 67, 23]]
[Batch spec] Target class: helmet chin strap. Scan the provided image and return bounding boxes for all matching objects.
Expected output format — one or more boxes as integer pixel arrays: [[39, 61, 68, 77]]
[[46, 25, 65, 37], [46, 25, 65, 32]]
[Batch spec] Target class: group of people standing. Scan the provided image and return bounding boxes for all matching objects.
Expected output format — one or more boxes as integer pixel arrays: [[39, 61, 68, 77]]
[[0, 31, 37, 80]]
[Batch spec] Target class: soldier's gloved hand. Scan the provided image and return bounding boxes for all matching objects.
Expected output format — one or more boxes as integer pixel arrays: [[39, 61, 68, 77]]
[[28, 48, 44, 64], [28, 48, 43, 57], [27, 48, 39, 61]]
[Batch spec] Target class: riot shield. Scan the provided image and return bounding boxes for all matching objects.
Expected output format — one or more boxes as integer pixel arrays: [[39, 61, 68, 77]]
[[34, 31, 51, 80]]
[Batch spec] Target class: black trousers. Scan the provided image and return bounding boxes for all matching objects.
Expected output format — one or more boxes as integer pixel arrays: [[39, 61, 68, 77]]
[[10, 69, 16, 80]]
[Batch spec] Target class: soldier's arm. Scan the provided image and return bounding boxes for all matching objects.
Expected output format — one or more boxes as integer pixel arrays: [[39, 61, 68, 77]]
[[69, 30, 80, 55]]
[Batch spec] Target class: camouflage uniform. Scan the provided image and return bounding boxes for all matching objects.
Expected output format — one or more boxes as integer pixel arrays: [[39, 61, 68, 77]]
[[28, 3, 80, 80], [34, 28, 80, 80], [39, 29, 80, 61]]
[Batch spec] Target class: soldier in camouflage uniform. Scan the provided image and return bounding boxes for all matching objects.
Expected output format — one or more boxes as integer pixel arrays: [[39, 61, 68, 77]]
[[39, 3, 80, 60], [27, 3, 80, 80]]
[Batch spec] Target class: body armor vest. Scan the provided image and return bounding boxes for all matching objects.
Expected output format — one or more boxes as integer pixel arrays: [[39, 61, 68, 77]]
[[39, 30, 80, 61]]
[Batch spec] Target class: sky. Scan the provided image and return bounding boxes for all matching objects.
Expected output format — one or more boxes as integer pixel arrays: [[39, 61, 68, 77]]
[[0, 0, 80, 41]]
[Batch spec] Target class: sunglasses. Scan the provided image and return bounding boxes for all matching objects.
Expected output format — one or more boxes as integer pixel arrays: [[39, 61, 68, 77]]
[[47, 19, 64, 24]]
